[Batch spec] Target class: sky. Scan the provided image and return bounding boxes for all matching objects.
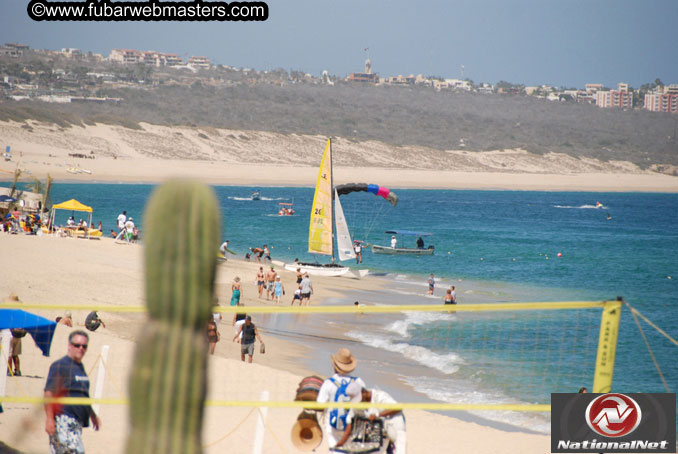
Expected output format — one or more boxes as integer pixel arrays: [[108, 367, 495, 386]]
[[1, 0, 677, 88]]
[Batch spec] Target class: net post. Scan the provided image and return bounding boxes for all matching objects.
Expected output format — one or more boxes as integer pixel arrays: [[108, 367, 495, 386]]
[[92, 345, 109, 416], [592, 298, 623, 393], [252, 390, 269, 454]]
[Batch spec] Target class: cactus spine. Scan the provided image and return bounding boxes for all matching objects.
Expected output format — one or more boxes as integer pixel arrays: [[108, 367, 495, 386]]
[[126, 181, 220, 454]]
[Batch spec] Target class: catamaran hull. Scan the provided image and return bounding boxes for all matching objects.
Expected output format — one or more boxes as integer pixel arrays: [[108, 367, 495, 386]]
[[284, 263, 350, 277], [371, 245, 435, 255]]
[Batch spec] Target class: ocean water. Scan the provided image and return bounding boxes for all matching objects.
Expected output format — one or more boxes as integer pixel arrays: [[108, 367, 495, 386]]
[[9, 183, 678, 431]]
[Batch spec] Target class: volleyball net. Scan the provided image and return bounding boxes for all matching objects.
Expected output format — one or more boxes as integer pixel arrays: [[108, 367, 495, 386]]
[[0, 299, 623, 414]]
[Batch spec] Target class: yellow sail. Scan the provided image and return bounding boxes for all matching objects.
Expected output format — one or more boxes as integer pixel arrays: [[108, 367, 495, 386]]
[[308, 139, 333, 255]]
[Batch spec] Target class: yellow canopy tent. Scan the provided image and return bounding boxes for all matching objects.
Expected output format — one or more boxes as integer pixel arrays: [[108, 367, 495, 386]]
[[50, 199, 98, 238], [52, 199, 93, 212]]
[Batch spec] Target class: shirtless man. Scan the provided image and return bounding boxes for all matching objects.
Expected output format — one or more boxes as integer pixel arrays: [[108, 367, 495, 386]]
[[265, 266, 277, 301]]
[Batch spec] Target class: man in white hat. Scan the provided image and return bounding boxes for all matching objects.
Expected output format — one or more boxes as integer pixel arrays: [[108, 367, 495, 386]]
[[390, 235, 397, 248], [316, 348, 366, 451]]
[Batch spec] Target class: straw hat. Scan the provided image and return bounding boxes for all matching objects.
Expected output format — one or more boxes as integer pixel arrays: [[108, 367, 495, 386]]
[[291, 413, 322, 451], [331, 347, 357, 374]]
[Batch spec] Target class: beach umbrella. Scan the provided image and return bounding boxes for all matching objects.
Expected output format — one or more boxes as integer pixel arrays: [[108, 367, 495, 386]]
[[0, 309, 57, 356]]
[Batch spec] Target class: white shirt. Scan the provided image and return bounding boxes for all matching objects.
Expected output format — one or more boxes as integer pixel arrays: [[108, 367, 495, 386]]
[[391, 237, 397, 248], [125, 220, 135, 233], [117, 213, 126, 229], [219, 242, 229, 253], [354, 244, 361, 253], [67, 218, 75, 226], [300, 277, 313, 293], [317, 373, 366, 448], [346, 389, 405, 443]]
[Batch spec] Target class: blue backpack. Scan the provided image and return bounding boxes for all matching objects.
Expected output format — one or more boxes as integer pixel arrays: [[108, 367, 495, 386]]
[[328, 376, 357, 431]]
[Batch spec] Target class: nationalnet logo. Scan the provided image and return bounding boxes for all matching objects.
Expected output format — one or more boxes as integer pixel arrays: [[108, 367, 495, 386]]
[[551, 393, 676, 453], [585, 393, 641, 437]]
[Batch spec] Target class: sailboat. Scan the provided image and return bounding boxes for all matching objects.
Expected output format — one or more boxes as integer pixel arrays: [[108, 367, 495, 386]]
[[284, 139, 366, 277]]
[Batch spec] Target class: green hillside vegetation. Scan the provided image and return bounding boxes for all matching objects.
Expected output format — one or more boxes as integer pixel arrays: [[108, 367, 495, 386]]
[[2, 78, 677, 169]]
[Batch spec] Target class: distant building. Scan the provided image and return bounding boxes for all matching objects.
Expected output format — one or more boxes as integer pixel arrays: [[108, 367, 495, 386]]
[[348, 72, 379, 84], [109, 49, 142, 65], [188, 56, 211, 69], [596, 88, 633, 109], [644, 88, 678, 113], [444, 78, 472, 91], [0, 43, 28, 58], [477, 83, 494, 94], [386, 75, 415, 86], [61, 48, 83, 59], [585, 83, 603, 94]]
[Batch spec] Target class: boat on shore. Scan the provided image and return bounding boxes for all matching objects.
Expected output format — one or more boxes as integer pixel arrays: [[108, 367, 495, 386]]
[[284, 138, 353, 277], [371, 230, 435, 255]]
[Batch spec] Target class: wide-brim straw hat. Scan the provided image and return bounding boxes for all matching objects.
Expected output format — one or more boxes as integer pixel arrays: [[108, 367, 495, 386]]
[[291, 413, 322, 451], [331, 347, 357, 374]]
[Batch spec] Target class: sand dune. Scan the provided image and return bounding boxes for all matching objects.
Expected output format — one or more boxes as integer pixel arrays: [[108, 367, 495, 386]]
[[1, 120, 677, 192]]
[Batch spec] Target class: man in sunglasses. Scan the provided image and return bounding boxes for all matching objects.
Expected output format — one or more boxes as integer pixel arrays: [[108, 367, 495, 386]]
[[44, 330, 101, 454]]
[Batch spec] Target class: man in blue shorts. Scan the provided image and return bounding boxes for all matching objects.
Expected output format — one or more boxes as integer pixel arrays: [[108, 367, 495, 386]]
[[44, 330, 101, 454]]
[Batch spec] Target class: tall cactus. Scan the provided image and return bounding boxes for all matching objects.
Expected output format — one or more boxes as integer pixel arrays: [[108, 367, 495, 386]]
[[126, 180, 221, 454]]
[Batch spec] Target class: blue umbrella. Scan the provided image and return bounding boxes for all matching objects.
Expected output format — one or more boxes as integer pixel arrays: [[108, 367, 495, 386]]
[[0, 309, 57, 356], [0, 195, 17, 203]]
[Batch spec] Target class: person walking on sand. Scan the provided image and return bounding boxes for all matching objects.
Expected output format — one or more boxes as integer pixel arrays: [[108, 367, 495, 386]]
[[316, 348, 366, 451], [256, 267, 265, 298], [206, 317, 220, 355], [300, 273, 313, 305], [265, 266, 277, 301], [230, 277, 242, 306], [273, 275, 285, 304], [44, 331, 101, 453], [8, 328, 27, 376], [116, 210, 126, 239], [232, 303, 246, 340], [427, 273, 435, 295], [296, 267, 303, 285], [233, 316, 264, 363]]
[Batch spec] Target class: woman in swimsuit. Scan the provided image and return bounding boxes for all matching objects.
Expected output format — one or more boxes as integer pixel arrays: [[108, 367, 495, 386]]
[[230, 276, 242, 306], [206, 318, 220, 355], [296, 268, 303, 285], [256, 267, 265, 298]]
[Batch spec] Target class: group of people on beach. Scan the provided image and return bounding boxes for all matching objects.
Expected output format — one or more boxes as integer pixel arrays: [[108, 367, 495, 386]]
[[252, 265, 314, 305], [206, 297, 265, 363], [113, 210, 139, 242], [427, 273, 458, 304], [247, 244, 271, 263]]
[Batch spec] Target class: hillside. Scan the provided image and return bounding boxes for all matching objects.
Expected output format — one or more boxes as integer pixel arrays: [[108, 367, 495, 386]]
[[1, 82, 677, 174]]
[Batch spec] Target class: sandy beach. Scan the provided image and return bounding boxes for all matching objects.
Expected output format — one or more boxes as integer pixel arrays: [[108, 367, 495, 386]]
[[0, 234, 550, 453], [1, 120, 677, 192]]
